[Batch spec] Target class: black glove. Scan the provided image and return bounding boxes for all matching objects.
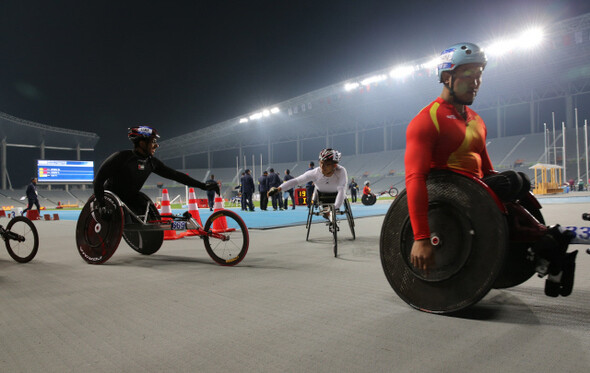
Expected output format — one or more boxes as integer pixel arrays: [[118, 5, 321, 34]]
[[268, 187, 280, 197], [94, 196, 113, 221]]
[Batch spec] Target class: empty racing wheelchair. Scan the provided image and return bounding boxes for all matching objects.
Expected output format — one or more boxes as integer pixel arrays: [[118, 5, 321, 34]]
[[76, 191, 249, 265], [380, 170, 549, 314], [306, 191, 355, 257]]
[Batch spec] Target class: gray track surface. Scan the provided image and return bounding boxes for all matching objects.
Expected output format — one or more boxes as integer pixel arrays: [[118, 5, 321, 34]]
[[0, 201, 588, 372]]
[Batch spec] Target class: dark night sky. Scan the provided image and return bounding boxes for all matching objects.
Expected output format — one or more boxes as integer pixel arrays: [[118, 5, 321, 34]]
[[1, 0, 590, 176]]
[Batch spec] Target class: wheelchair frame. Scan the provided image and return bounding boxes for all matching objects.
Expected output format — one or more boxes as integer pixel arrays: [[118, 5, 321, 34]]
[[76, 191, 249, 266], [305, 190, 355, 257]]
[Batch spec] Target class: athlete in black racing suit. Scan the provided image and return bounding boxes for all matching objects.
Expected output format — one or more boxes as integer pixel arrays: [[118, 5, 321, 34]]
[[94, 126, 219, 214]]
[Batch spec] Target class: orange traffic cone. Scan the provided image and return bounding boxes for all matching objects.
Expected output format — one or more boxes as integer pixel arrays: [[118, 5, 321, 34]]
[[185, 188, 203, 236], [211, 194, 229, 233], [161, 188, 185, 240]]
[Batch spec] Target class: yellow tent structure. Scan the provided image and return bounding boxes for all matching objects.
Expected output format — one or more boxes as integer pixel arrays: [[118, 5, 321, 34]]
[[529, 163, 564, 195]]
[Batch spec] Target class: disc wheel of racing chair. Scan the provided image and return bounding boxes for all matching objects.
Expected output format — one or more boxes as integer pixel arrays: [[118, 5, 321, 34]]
[[121, 191, 164, 255], [380, 170, 509, 314], [76, 191, 125, 264], [361, 193, 377, 206]]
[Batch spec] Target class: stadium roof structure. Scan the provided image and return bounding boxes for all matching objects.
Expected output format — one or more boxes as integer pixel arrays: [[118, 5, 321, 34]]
[[158, 12, 590, 166], [0, 111, 99, 189], [0, 111, 99, 151]]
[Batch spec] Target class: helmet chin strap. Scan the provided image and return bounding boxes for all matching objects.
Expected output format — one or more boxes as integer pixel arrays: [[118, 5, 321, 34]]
[[444, 73, 473, 106]]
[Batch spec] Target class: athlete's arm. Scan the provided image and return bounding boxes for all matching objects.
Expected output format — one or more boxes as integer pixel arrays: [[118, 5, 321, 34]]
[[278, 169, 317, 192], [333, 167, 348, 209], [151, 158, 218, 194], [405, 112, 438, 240], [480, 140, 495, 176]]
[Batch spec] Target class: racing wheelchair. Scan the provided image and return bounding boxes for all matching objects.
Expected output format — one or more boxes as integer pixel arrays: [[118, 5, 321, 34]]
[[306, 191, 355, 257], [75, 191, 249, 265], [361, 186, 398, 206], [379, 170, 583, 314]]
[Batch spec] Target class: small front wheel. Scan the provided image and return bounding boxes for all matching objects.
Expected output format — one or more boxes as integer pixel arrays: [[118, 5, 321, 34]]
[[388, 187, 399, 198], [5, 216, 39, 263], [204, 210, 249, 266]]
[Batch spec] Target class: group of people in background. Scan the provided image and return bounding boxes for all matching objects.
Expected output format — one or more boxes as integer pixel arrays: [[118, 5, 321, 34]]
[[251, 168, 296, 211]]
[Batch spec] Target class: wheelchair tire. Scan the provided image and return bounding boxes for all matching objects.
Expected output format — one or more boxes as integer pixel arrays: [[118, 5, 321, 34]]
[[344, 199, 355, 240], [493, 196, 544, 289], [203, 210, 249, 266], [331, 206, 338, 257], [361, 194, 377, 206], [76, 192, 124, 264], [380, 171, 508, 314], [388, 187, 399, 198], [122, 192, 164, 255], [5, 216, 39, 263]]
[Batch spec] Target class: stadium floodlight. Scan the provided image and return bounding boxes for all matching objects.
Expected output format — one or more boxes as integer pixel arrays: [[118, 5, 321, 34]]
[[344, 82, 360, 91], [519, 27, 544, 48], [485, 26, 544, 57], [361, 74, 388, 86], [270, 107, 280, 114], [239, 118, 249, 124], [389, 65, 415, 79], [262, 109, 270, 117], [249, 112, 263, 120]]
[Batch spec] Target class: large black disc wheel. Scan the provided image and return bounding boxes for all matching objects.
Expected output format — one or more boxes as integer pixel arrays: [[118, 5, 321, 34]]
[[5, 216, 39, 263], [122, 192, 164, 255], [204, 210, 249, 266], [493, 195, 545, 289], [380, 171, 508, 314], [344, 199, 355, 240], [75, 192, 124, 264], [361, 193, 377, 206]]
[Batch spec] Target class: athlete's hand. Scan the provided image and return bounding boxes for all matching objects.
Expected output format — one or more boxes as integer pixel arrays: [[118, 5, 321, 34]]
[[410, 239, 435, 274], [268, 187, 280, 197]]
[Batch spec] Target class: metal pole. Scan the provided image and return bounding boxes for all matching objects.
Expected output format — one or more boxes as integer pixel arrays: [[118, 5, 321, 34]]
[[585, 120, 589, 187], [562, 122, 567, 182], [552, 112, 557, 164], [543, 123, 547, 163], [260, 153, 263, 174], [574, 108, 580, 182], [236, 156, 239, 181], [252, 154, 255, 179]]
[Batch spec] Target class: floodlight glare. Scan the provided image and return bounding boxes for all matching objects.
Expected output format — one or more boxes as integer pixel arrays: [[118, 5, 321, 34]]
[[239, 118, 249, 123], [344, 82, 360, 91], [421, 57, 440, 69], [270, 107, 280, 114], [389, 65, 414, 79], [519, 27, 544, 48], [361, 74, 387, 86], [263, 109, 270, 117]]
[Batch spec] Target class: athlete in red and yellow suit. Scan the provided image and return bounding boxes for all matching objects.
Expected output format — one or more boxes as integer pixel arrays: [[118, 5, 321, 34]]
[[405, 97, 494, 240]]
